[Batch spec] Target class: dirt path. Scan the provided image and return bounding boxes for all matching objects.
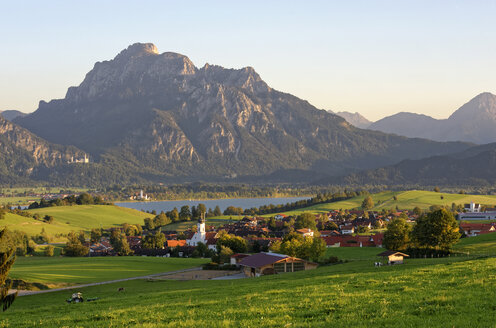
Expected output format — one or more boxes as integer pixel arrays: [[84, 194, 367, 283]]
[[14, 267, 203, 297]]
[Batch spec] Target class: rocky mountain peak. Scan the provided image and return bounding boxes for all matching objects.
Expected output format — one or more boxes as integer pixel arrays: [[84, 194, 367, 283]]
[[115, 42, 159, 60]]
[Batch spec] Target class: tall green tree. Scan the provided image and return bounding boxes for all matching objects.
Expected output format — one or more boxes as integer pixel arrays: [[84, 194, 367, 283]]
[[411, 209, 460, 250], [0, 229, 16, 312], [213, 205, 222, 217], [361, 196, 374, 211], [383, 218, 411, 250], [64, 232, 89, 257], [179, 205, 191, 220], [110, 230, 133, 256], [294, 213, 317, 231]]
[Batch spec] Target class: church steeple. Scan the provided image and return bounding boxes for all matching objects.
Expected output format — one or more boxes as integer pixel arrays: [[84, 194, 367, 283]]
[[198, 212, 206, 234]]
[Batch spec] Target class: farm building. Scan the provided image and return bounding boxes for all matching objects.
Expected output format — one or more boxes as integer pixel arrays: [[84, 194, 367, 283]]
[[377, 250, 409, 265], [238, 252, 318, 277]]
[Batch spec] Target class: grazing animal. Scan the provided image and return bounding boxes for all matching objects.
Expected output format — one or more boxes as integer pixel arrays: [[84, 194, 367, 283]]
[[118, 287, 125, 292]]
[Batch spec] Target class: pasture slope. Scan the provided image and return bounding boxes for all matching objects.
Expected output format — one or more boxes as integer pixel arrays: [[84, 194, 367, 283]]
[[9, 257, 208, 286], [3, 232, 496, 327], [272, 190, 496, 216], [1, 256, 494, 327], [1, 205, 153, 238]]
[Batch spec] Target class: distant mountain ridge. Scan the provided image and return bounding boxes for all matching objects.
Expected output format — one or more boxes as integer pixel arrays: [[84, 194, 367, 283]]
[[333, 111, 372, 129], [9, 42, 472, 185], [368, 93, 496, 144], [335, 142, 496, 186], [0, 110, 26, 121]]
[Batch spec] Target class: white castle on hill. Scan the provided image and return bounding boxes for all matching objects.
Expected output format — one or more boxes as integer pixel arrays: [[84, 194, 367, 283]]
[[68, 154, 90, 164], [138, 190, 149, 200]]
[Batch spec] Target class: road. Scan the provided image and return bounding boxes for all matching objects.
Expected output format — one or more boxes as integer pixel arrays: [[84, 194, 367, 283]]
[[14, 267, 202, 297]]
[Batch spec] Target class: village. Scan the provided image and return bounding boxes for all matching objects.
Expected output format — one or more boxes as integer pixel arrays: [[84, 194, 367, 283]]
[[85, 201, 496, 277]]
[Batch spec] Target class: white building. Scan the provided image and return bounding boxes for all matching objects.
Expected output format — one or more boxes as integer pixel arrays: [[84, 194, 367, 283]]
[[187, 216, 206, 247], [464, 202, 482, 213]]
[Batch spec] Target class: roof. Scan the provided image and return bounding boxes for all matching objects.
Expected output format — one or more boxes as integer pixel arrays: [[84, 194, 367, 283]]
[[296, 228, 313, 234], [377, 250, 409, 257], [167, 240, 186, 247], [238, 252, 289, 268]]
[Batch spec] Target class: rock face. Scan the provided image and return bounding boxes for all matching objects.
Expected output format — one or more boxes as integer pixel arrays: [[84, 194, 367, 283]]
[[334, 111, 372, 129], [14, 43, 472, 183], [368, 93, 496, 144], [0, 115, 83, 183]]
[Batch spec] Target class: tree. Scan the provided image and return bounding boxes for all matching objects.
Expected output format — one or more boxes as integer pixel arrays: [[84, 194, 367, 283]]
[[213, 205, 222, 217], [110, 230, 133, 256], [179, 205, 191, 220], [218, 246, 234, 264], [216, 234, 248, 253], [64, 232, 89, 257], [168, 208, 179, 222], [0, 229, 16, 312], [294, 213, 317, 231], [44, 245, 55, 257], [309, 237, 327, 262], [153, 213, 171, 228], [361, 196, 374, 211], [144, 217, 155, 230], [142, 232, 166, 249], [90, 228, 102, 243], [411, 209, 460, 250], [198, 203, 207, 217], [0, 208, 5, 220], [383, 218, 411, 250], [433, 186, 440, 193], [43, 215, 54, 224], [412, 206, 422, 216]]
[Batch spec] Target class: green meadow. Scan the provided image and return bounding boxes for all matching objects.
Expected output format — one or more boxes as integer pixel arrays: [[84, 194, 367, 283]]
[[1, 205, 153, 240], [268, 190, 496, 216], [1, 255, 494, 327], [9, 257, 208, 286]]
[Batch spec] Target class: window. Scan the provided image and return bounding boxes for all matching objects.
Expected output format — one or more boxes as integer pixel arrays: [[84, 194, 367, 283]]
[[293, 262, 305, 271]]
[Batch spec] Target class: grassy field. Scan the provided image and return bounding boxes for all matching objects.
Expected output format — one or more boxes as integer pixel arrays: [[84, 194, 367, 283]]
[[0, 205, 154, 240], [265, 190, 496, 217], [9, 257, 208, 286], [1, 255, 494, 327], [454, 232, 496, 255]]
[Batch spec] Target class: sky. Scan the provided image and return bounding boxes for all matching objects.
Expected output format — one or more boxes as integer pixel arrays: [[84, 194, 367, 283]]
[[1, 0, 495, 121]]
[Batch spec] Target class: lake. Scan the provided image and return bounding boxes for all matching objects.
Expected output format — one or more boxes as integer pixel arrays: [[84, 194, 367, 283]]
[[115, 197, 309, 213]]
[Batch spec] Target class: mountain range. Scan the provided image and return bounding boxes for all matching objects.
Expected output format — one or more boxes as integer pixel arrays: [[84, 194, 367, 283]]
[[336, 142, 496, 186], [1, 42, 473, 186], [337, 93, 496, 145]]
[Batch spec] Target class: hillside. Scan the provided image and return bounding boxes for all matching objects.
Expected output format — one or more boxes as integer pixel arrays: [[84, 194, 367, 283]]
[[336, 143, 496, 186], [267, 190, 496, 216], [2, 205, 153, 238], [12, 43, 471, 184], [368, 92, 496, 144], [0, 115, 85, 184], [3, 256, 495, 327]]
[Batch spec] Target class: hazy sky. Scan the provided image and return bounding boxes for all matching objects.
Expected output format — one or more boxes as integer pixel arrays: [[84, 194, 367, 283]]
[[1, 0, 495, 121]]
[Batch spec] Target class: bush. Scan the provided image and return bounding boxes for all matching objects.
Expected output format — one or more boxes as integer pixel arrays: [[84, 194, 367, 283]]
[[44, 245, 55, 257]]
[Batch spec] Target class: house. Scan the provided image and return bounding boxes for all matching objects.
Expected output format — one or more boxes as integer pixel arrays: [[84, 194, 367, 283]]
[[460, 223, 496, 237], [230, 253, 250, 266], [321, 233, 384, 248], [238, 252, 318, 277], [296, 228, 314, 237], [464, 202, 482, 213], [167, 240, 187, 248], [341, 225, 355, 234], [377, 250, 409, 265], [274, 214, 287, 220]]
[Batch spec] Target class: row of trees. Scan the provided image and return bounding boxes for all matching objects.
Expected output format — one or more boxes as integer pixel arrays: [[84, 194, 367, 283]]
[[28, 193, 110, 209], [383, 209, 460, 252]]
